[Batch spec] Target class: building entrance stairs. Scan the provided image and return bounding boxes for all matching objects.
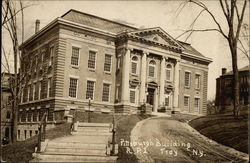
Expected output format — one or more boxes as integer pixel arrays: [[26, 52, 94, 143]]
[[31, 122, 118, 162]]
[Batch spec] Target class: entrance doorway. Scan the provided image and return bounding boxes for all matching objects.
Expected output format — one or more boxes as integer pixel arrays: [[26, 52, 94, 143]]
[[147, 88, 155, 106]]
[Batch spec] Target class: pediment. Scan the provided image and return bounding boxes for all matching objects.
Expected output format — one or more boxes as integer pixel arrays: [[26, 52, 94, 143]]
[[128, 27, 183, 49]]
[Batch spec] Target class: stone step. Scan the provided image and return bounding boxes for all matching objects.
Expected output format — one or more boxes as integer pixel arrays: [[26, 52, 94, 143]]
[[78, 123, 112, 128], [45, 148, 107, 156], [47, 142, 107, 149], [71, 131, 112, 136], [34, 153, 117, 162], [53, 135, 112, 144]]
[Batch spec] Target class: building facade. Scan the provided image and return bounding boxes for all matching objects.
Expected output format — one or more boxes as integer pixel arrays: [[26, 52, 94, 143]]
[[215, 66, 250, 109], [18, 9, 212, 140], [1, 73, 14, 143]]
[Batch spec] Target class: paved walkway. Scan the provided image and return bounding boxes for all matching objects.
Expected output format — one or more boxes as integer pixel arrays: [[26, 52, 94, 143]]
[[130, 116, 248, 163]]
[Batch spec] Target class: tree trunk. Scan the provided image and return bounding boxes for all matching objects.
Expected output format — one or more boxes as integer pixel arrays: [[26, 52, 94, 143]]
[[229, 40, 240, 117]]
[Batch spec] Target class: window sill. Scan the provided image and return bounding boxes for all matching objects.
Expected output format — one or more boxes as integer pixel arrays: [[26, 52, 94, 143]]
[[184, 86, 190, 89], [104, 71, 111, 75], [88, 68, 96, 72], [195, 88, 201, 91], [71, 65, 79, 69]]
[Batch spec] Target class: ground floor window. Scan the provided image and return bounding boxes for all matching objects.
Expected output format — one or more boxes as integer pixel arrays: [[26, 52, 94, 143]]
[[18, 130, 20, 139], [5, 127, 9, 138], [30, 130, 32, 137], [130, 89, 136, 103], [184, 96, 190, 108], [194, 98, 200, 112], [165, 96, 169, 107], [86, 80, 95, 100], [102, 83, 110, 102]]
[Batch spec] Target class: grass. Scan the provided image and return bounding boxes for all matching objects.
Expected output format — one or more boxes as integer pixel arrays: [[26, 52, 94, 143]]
[[2, 123, 72, 163], [2, 112, 151, 163], [189, 113, 248, 153]]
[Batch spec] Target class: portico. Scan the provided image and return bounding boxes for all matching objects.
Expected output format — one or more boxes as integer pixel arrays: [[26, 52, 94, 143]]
[[118, 29, 182, 113]]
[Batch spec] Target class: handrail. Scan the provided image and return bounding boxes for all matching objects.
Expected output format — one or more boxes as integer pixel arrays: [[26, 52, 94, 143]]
[[37, 112, 47, 152]]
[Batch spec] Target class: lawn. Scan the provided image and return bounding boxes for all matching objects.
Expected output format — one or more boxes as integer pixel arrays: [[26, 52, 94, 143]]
[[189, 114, 248, 153], [2, 123, 72, 163], [1, 112, 151, 163]]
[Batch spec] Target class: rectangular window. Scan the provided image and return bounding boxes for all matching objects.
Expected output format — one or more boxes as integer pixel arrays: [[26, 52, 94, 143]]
[[195, 74, 201, 89], [18, 130, 20, 139], [184, 96, 190, 107], [184, 72, 191, 87], [131, 62, 137, 74], [38, 82, 42, 99], [6, 111, 11, 120], [86, 80, 95, 100], [69, 78, 78, 98], [195, 98, 200, 112], [27, 109, 32, 122], [24, 130, 27, 139], [104, 54, 112, 72], [27, 85, 31, 102], [88, 51, 96, 69], [130, 90, 136, 103], [49, 46, 54, 66], [33, 110, 38, 122], [30, 130, 32, 137], [165, 97, 169, 107], [149, 66, 155, 77], [102, 83, 110, 102], [166, 69, 171, 81], [71, 47, 80, 66], [47, 78, 52, 98]]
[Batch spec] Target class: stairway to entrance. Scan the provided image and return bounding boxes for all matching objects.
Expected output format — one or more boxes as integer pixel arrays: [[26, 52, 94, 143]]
[[31, 122, 118, 162]]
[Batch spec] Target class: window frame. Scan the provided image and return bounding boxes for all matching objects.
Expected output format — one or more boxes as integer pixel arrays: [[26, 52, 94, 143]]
[[86, 80, 95, 100], [184, 95, 190, 108], [131, 56, 139, 75], [194, 97, 200, 112], [88, 50, 97, 70], [71, 46, 80, 67], [129, 89, 136, 104], [195, 73, 201, 90], [102, 83, 111, 102], [148, 60, 156, 78], [166, 64, 173, 82], [184, 71, 191, 88], [69, 78, 78, 98], [104, 54, 112, 73]]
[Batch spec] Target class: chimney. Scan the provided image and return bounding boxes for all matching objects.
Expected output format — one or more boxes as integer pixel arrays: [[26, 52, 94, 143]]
[[35, 19, 40, 34], [222, 68, 227, 75]]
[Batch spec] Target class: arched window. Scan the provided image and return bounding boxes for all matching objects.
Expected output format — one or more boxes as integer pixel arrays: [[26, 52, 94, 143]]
[[131, 56, 138, 74], [148, 60, 156, 77], [166, 64, 172, 81]]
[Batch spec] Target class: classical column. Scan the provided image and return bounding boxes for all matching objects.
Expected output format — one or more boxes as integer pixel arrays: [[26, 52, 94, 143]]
[[153, 87, 159, 112], [121, 48, 131, 104], [159, 57, 166, 107], [173, 60, 180, 110], [139, 51, 147, 104]]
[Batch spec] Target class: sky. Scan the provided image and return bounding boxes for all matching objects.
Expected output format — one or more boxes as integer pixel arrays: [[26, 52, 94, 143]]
[[2, 0, 249, 100]]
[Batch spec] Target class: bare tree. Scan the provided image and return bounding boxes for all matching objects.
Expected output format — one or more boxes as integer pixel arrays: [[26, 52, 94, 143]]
[[1, 0, 27, 143], [175, 0, 248, 117]]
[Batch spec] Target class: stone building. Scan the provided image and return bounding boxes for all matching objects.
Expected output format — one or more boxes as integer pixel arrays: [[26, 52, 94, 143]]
[[18, 9, 212, 140], [1, 72, 14, 143], [215, 66, 249, 109]]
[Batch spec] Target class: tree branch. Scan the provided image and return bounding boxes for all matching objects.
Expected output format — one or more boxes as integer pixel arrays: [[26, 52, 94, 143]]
[[189, 0, 228, 39]]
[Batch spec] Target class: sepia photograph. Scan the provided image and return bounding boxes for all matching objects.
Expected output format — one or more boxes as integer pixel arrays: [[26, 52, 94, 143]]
[[1, 0, 249, 162]]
